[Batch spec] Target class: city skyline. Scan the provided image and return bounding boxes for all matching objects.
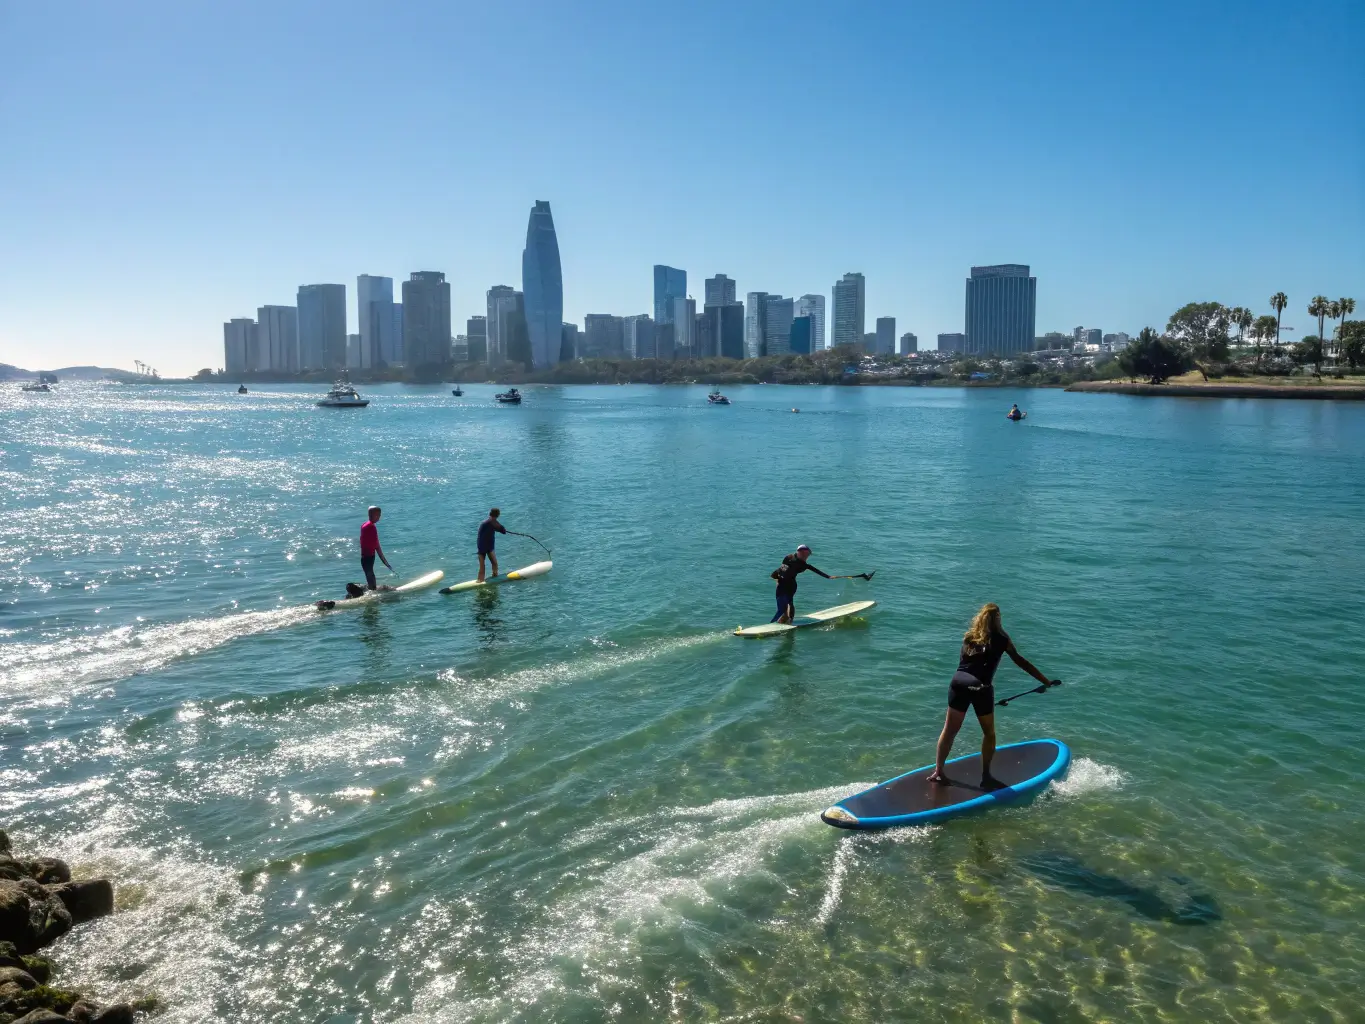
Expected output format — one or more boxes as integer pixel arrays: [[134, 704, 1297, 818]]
[[2, 2, 1360, 373]]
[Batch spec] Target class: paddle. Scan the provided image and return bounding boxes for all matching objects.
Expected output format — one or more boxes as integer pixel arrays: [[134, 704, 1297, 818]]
[[996, 679, 1062, 707], [507, 531, 552, 556], [830, 571, 876, 581]]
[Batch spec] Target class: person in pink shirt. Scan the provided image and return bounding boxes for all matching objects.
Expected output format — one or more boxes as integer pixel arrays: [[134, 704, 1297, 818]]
[[359, 506, 393, 590]]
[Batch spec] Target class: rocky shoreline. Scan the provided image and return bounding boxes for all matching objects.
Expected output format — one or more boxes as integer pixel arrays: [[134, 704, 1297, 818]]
[[1066, 379, 1365, 400], [0, 831, 146, 1024]]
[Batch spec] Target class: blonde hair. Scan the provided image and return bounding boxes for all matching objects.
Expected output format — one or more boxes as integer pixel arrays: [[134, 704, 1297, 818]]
[[964, 603, 1002, 646]]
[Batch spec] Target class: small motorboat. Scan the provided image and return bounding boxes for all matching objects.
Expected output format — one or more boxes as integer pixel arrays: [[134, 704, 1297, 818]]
[[452, 385, 464, 396], [495, 388, 522, 404], [317, 381, 369, 408], [237, 384, 248, 394], [21, 382, 52, 393], [1006, 408, 1025, 421], [707, 389, 730, 405]]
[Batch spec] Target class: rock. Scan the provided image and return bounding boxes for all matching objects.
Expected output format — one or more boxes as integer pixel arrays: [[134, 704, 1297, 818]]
[[90, 1005, 135, 1024], [19, 956, 51, 985], [0, 967, 37, 990], [0, 832, 10, 854], [0, 978, 29, 1006], [67, 1003, 97, 1023], [47, 882, 113, 927], [21, 861, 71, 887], [11, 1010, 73, 1024], [0, 879, 73, 953], [0, 857, 28, 882], [0, 941, 21, 968]]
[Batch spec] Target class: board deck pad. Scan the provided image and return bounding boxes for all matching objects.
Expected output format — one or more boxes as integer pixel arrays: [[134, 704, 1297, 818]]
[[440, 560, 552, 594], [822, 739, 1070, 829], [734, 599, 875, 637]]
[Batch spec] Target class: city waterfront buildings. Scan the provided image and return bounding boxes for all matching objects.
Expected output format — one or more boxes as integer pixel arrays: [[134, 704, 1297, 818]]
[[560, 322, 579, 362], [486, 285, 519, 365], [764, 294, 794, 356], [401, 271, 452, 370], [693, 311, 713, 358], [875, 316, 896, 355], [938, 332, 966, 354], [653, 266, 686, 327], [466, 316, 487, 363], [673, 296, 696, 356], [831, 273, 866, 348], [745, 292, 768, 357], [223, 318, 256, 375], [522, 200, 563, 370], [708, 302, 745, 359], [900, 332, 918, 354], [583, 314, 625, 358], [257, 305, 298, 372], [705, 274, 736, 307], [1103, 332, 1130, 351], [297, 284, 346, 371], [624, 315, 656, 359], [964, 264, 1036, 355], [346, 334, 360, 366], [796, 294, 826, 350], [790, 315, 813, 355], [356, 275, 395, 369]]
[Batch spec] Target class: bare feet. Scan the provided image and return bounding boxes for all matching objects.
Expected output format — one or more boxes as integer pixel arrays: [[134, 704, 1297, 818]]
[[980, 774, 1007, 791], [926, 770, 950, 784]]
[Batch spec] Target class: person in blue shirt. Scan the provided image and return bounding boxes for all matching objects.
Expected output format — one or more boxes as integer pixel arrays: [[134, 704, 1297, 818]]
[[476, 508, 508, 583]]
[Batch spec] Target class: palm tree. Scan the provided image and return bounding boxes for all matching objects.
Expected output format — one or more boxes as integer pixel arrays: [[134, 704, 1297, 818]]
[[1252, 315, 1278, 371], [1270, 292, 1288, 350], [1334, 297, 1355, 356], [1232, 307, 1253, 351], [1309, 295, 1330, 347]]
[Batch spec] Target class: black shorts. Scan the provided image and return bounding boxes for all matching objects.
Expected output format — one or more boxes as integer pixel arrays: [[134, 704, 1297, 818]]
[[948, 671, 995, 717]]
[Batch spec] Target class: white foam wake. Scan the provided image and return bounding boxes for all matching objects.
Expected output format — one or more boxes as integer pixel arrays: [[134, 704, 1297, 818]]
[[1053, 757, 1128, 798]]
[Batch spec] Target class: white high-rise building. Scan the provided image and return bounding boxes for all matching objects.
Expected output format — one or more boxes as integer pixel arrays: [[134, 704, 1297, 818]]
[[797, 294, 826, 350], [487, 285, 520, 365], [745, 291, 768, 358], [673, 296, 696, 355], [223, 318, 256, 375], [357, 275, 394, 369], [256, 305, 298, 372]]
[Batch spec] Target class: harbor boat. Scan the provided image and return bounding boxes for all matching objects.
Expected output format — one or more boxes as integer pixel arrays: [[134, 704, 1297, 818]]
[[495, 388, 522, 404], [21, 382, 52, 393], [316, 381, 369, 408], [707, 388, 730, 405], [452, 385, 464, 396], [237, 384, 248, 394]]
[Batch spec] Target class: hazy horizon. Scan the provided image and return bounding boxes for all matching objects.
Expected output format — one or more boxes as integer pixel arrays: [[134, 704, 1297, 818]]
[[2, 0, 1361, 375]]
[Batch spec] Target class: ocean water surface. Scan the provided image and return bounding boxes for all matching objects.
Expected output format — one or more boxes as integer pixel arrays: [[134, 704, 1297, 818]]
[[1, 381, 1362, 1022]]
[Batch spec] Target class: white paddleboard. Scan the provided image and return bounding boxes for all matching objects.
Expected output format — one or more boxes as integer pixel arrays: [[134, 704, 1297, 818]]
[[734, 599, 876, 637], [440, 560, 552, 594], [316, 569, 444, 610]]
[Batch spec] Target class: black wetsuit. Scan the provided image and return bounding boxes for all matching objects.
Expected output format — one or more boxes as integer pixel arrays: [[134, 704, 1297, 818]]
[[771, 555, 829, 621], [948, 630, 1011, 716]]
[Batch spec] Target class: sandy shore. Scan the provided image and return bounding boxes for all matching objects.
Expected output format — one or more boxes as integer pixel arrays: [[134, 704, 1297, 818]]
[[1067, 380, 1365, 400]]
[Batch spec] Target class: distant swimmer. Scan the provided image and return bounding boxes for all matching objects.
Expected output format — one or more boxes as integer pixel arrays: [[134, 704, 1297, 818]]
[[476, 507, 508, 582], [1007, 404, 1025, 421], [926, 603, 1060, 791], [359, 506, 393, 590]]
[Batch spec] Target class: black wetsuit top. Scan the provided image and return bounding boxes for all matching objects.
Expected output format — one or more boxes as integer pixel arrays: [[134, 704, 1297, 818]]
[[956, 630, 1011, 686], [477, 517, 506, 552], [774, 555, 826, 595]]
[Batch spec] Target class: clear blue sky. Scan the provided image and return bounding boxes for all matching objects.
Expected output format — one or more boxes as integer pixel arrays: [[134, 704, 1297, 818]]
[[2, 0, 1361, 373]]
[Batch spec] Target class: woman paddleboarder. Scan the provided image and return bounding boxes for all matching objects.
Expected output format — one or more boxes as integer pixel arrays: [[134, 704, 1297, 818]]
[[926, 603, 1059, 790]]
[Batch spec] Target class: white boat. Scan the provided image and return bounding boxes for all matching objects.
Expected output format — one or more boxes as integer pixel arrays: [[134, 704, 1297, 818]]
[[21, 382, 52, 393], [707, 388, 730, 405], [317, 381, 369, 408]]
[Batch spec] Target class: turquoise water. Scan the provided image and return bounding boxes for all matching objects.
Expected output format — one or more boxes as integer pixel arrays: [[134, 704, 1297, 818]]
[[2, 381, 1363, 1022]]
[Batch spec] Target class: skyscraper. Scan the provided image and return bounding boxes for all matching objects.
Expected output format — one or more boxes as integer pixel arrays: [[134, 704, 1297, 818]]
[[653, 266, 686, 326], [486, 285, 519, 365], [708, 303, 745, 359], [297, 284, 347, 371], [357, 275, 394, 369], [256, 305, 298, 371], [938, 333, 966, 353], [223, 318, 256, 375], [831, 273, 865, 349], [745, 292, 768, 357], [522, 200, 563, 370], [401, 271, 452, 370], [764, 294, 795, 356], [623, 315, 655, 359], [466, 316, 487, 363], [875, 316, 896, 355], [582, 314, 625, 358], [899, 332, 918, 354], [673, 296, 696, 356], [964, 264, 1036, 355], [705, 274, 736, 307], [790, 315, 813, 355], [693, 311, 714, 359], [797, 294, 826, 350], [560, 322, 579, 362]]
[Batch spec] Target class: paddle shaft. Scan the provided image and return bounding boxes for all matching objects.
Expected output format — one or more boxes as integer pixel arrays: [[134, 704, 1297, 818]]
[[997, 680, 1062, 707], [507, 531, 552, 556]]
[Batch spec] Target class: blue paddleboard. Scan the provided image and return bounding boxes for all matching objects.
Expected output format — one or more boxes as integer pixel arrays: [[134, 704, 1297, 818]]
[[821, 738, 1070, 829]]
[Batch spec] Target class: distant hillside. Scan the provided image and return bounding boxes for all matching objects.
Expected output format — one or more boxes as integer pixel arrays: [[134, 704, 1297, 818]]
[[1, 364, 143, 382]]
